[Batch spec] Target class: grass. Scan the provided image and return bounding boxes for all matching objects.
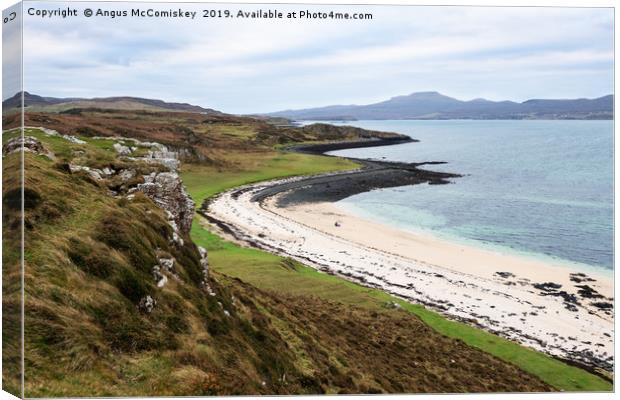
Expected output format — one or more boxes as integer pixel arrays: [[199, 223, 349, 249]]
[[184, 153, 613, 393], [181, 151, 358, 205]]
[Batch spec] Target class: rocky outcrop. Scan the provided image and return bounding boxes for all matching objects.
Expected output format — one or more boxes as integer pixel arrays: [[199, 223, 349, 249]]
[[69, 164, 116, 181], [33, 126, 86, 144], [152, 256, 179, 288], [69, 134, 195, 237], [134, 172, 195, 235], [28, 127, 204, 290], [117, 168, 137, 182], [113, 142, 132, 156], [2, 136, 54, 159], [141, 148, 180, 172], [92, 135, 179, 169]]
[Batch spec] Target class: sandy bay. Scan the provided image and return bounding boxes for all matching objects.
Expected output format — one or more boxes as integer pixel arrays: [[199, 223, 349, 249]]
[[205, 168, 614, 372], [272, 200, 613, 296]]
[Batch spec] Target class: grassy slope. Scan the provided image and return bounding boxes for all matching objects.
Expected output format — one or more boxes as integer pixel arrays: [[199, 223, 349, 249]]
[[2, 132, 23, 397], [5, 128, 557, 396], [1, 130, 313, 396], [182, 152, 613, 392]]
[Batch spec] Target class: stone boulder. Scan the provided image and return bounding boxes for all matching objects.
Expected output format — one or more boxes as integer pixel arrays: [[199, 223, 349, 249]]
[[136, 172, 195, 234], [68, 164, 115, 181], [138, 295, 157, 313], [3, 136, 54, 159], [113, 142, 132, 156]]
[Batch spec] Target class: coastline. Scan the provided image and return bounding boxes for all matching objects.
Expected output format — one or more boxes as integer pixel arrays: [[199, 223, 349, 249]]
[[273, 199, 613, 297], [338, 199, 614, 279], [201, 138, 614, 373], [260, 138, 460, 205]]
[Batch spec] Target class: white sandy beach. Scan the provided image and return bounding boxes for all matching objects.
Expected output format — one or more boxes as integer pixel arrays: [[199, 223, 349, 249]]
[[276, 201, 613, 297], [206, 177, 614, 370]]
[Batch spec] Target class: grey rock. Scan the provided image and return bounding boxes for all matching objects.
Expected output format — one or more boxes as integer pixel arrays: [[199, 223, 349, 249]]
[[118, 169, 137, 181], [141, 156, 180, 172], [99, 136, 180, 171], [137, 141, 167, 151], [136, 172, 195, 234], [198, 246, 210, 289], [69, 164, 104, 181], [2, 136, 54, 159], [152, 265, 167, 288], [152, 257, 177, 288], [158, 257, 175, 272], [101, 167, 115, 177], [113, 142, 132, 156], [138, 295, 157, 313], [157, 274, 168, 288]]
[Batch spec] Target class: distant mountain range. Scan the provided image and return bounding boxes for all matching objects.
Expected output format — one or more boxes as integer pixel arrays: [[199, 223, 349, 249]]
[[266, 92, 614, 120], [2, 92, 221, 114], [3, 91, 613, 121]]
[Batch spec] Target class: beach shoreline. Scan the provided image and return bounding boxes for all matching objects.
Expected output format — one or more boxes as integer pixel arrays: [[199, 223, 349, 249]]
[[337, 199, 614, 280], [201, 139, 614, 374], [273, 199, 614, 291]]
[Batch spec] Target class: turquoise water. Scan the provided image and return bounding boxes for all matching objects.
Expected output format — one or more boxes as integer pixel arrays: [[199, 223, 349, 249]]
[[324, 120, 613, 272]]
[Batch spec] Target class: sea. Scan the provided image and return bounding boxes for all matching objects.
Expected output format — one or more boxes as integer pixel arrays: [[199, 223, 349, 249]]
[[318, 120, 613, 274]]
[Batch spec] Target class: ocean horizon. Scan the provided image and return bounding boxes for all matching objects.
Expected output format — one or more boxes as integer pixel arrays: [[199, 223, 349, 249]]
[[318, 119, 613, 274]]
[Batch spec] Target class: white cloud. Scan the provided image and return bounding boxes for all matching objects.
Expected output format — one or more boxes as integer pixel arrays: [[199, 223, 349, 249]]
[[20, 2, 613, 112]]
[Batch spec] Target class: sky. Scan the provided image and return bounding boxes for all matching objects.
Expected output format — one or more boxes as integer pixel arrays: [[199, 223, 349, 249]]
[[10, 2, 615, 113]]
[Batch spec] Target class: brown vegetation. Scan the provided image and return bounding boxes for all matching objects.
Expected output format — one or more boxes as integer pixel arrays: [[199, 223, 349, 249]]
[[3, 109, 405, 168]]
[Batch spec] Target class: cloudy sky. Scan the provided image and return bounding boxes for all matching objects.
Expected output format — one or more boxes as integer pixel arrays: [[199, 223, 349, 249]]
[[14, 2, 615, 113]]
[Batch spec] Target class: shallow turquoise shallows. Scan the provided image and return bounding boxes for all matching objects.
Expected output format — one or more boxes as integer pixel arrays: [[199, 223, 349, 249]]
[[323, 120, 613, 272]]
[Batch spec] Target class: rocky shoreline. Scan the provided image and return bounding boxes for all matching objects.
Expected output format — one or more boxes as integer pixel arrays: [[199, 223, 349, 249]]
[[265, 138, 460, 206]]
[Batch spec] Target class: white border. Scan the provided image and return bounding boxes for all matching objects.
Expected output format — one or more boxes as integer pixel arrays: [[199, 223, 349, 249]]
[[0, 1, 616, 400]]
